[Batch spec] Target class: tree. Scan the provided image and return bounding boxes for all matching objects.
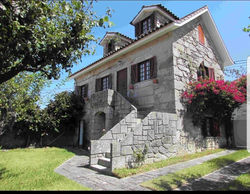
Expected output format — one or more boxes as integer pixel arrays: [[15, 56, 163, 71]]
[[45, 91, 84, 133], [0, 0, 112, 84], [0, 72, 48, 136], [43, 91, 84, 146], [243, 16, 250, 36]]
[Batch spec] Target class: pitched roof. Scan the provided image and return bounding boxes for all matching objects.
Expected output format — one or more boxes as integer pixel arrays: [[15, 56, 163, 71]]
[[99, 32, 133, 46], [130, 4, 179, 25], [70, 5, 233, 80]]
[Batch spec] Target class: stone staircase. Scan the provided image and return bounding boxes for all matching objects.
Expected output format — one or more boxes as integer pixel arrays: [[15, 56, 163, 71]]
[[90, 152, 113, 175], [89, 91, 153, 175]]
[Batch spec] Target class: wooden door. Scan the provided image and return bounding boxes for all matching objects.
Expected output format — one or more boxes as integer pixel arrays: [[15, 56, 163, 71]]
[[117, 68, 127, 97]]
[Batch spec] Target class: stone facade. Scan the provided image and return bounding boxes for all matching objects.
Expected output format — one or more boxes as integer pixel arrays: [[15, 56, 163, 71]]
[[71, 5, 231, 171]]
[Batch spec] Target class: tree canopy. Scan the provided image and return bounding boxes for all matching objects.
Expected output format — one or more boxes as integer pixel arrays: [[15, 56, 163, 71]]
[[0, 72, 48, 135], [0, 0, 112, 84]]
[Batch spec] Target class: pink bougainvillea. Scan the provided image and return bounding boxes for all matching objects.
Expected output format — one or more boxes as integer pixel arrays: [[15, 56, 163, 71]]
[[181, 75, 246, 126]]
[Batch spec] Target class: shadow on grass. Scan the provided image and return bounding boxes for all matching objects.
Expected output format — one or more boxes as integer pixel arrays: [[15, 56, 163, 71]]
[[154, 173, 203, 191], [61, 146, 90, 156], [225, 176, 250, 191], [0, 166, 6, 180], [153, 158, 250, 191]]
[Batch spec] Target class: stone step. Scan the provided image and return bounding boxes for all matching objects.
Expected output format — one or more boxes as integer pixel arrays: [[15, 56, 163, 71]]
[[98, 157, 111, 168], [89, 164, 113, 176], [105, 152, 111, 159]]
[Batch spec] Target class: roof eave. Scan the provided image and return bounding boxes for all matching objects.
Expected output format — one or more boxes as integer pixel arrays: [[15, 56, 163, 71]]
[[70, 23, 177, 80], [175, 7, 233, 67], [130, 6, 177, 26], [70, 6, 233, 80], [202, 11, 233, 67]]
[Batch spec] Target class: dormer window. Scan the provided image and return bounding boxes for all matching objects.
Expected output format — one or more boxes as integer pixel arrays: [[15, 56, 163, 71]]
[[142, 16, 152, 34], [107, 39, 115, 53], [99, 32, 133, 57], [135, 14, 155, 37]]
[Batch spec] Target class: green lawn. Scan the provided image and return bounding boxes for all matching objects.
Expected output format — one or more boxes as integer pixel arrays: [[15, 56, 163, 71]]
[[0, 147, 90, 191], [222, 172, 250, 191], [141, 149, 250, 191], [113, 148, 225, 178]]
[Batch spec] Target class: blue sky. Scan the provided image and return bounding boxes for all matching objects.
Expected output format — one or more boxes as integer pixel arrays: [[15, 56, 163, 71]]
[[39, 0, 250, 108]]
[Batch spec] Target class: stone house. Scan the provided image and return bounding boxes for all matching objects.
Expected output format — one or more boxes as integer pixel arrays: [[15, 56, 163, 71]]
[[69, 4, 233, 172]]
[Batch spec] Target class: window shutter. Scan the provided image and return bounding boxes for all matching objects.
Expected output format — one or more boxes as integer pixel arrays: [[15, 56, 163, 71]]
[[151, 12, 155, 30], [138, 22, 142, 36], [131, 64, 138, 84], [84, 84, 88, 97], [150, 56, 157, 79], [135, 23, 139, 37], [95, 78, 101, 92], [198, 25, 205, 44], [135, 22, 142, 37], [108, 74, 112, 89], [208, 68, 215, 80], [76, 86, 81, 96]]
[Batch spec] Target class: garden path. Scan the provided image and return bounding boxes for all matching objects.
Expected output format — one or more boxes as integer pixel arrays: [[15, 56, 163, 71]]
[[54, 149, 245, 191]]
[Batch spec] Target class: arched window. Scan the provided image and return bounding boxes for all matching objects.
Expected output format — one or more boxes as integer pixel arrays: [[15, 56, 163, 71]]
[[197, 62, 215, 80], [93, 112, 106, 140], [197, 62, 208, 80]]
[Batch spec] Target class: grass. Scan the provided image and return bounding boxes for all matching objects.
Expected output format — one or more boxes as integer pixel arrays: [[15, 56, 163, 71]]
[[113, 148, 225, 178], [141, 149, 250, 191], [222, 172, 250, 191], [0, 147, 90, 191]]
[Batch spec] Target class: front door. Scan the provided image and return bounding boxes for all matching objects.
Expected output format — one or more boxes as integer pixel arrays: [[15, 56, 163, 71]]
[[117, 68, 127, 97]]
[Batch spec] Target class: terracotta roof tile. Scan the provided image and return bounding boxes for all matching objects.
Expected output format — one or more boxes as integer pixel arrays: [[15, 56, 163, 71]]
[[70, 5, 208, 79]]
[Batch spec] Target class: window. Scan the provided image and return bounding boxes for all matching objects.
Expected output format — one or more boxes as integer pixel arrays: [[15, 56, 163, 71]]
[[135, 14, 155, 37], [198, 25, 205, 45], [107, 39, 115, 53], [201, 118, 220, 137], [80, 84, 88, 98], [131, 57, 157, 83], [95, 74, 112, 92], [101, 76, 109, 90], [139, 60, 151, 82], [197, 62, 215, 80], [142, 17, 152, 34]]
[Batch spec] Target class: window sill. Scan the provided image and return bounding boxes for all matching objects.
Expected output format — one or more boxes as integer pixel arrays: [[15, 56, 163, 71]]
[[131, 79, 153, 89]]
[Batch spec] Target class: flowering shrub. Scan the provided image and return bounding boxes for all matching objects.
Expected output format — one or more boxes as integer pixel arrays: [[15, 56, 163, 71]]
[[181, 75, 246, 127]]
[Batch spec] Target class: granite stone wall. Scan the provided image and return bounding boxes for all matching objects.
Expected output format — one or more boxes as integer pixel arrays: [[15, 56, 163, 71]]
[[110, 112, 179, 170], [172, 16, 227, 152], [89, 90, 139, 165], [77, 15, 228, 170]]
